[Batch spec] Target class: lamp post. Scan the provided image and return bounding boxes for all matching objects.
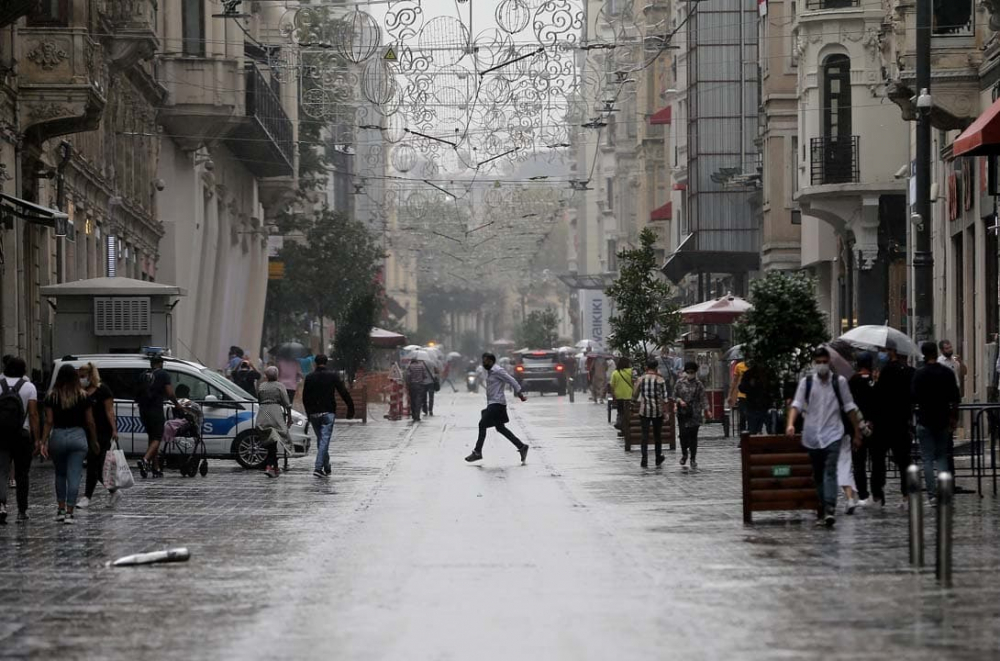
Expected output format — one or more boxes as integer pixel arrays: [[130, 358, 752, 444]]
[[913, 0, 933, 342]]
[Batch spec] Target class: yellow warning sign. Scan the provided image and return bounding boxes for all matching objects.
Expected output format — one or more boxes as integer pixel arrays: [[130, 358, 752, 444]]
[[384, 46, 397, 61]]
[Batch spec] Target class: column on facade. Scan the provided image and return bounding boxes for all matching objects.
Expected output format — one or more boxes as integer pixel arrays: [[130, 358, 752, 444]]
[[194, 186, 219, 359], [207, 193, 232, 367]]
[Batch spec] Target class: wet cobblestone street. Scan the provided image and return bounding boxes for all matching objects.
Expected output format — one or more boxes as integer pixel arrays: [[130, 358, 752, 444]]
[[2, 392, 999, 660]]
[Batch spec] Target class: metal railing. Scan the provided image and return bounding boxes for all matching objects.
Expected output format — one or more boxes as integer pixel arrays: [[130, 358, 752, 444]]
[[100, 0, 156, 24], [245, 62, 295, 168], [805, 0, 859, 9], [810, 135, 860, 185]]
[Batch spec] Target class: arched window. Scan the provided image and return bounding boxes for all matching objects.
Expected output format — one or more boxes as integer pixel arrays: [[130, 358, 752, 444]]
[[817, 54, 857, 184]]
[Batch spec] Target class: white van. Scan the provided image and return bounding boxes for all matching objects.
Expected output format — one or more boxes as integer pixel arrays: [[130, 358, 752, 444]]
[[49, 355, 312, 469]]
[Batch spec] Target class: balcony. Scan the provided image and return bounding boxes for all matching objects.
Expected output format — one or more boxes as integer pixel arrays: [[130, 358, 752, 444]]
[[158, 56, 243, 150], [224, 63, 295, 178], [97, 0, 159, 71], [18, 26, 106, 143], [804, 0, 858, 9], [810, 136, 859, 186]]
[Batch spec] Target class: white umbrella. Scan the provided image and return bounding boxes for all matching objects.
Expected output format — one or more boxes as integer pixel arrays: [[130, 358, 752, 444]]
[[447, 351, 462, 359], [414, 350, 432, 363], [575, 339, 604, 351], [402, 344, 422, 352], [839, 325, 918, 356]]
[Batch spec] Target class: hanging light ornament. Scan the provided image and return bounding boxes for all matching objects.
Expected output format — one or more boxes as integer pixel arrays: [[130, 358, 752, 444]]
[[391, 143, 418, 173], [495, 0, 531, 34], [361, 58, 397, 107], [335, 10, 382, 64]]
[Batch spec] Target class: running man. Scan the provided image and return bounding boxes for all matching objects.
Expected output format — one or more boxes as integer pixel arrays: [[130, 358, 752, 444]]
[[465, 352, 529, 464]]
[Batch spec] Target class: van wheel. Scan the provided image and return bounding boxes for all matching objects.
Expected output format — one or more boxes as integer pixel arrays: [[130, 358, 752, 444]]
[[233, 431, 267, 470]]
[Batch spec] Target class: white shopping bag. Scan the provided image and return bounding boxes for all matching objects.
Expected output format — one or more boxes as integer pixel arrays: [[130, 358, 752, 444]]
[[111, 440, 135, 490], [102, 446, 118, 489]]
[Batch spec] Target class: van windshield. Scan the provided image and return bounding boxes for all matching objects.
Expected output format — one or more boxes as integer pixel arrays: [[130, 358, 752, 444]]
[[200, 367, 255, 402]]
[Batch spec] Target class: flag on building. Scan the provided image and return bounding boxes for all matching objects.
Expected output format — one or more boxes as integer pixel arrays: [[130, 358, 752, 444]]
[[759, 0, 767, 16]]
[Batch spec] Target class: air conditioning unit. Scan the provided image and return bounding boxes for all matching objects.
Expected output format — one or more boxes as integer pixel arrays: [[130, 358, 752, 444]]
[[94, 297, 151, 336]]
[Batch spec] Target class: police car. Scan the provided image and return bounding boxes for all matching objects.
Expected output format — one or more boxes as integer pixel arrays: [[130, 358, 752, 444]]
[[49, 354, 312, 469]]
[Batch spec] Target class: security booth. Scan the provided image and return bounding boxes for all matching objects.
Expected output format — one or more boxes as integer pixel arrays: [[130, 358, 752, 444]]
[[39, 277, 186, 357]]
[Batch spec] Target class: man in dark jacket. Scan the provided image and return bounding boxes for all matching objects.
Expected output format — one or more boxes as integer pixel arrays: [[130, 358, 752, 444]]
[[873, 341, 915, 504], [848, 352, 878, 504], [912, 341, 961, 500], [302, 355, 354, 479]]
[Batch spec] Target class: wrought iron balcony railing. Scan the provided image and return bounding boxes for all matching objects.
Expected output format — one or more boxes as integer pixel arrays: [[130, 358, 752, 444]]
[[805, 0, 859, 9], [810, 136, 860, 186], [245, 62, 295, 172]]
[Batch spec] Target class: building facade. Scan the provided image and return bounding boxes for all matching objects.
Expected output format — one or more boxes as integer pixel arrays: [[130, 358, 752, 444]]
[[0, 2, 297, 373]]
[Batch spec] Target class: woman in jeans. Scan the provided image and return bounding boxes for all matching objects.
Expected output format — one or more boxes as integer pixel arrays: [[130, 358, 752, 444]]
[[76, 363, 118, 509], [40, 364, 98, 524], [256, 367, 292, 478], [632, 358, 668, 468], [674, 361, 709, 471]]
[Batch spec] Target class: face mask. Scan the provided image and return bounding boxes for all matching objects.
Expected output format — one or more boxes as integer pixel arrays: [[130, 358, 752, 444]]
[[943, 351, 953, 359], [814, 363, 830, 377], [80, 378, 90, 387]]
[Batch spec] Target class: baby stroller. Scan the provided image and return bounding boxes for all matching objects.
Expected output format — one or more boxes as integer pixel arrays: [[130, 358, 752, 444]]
[[160, 399, 208, 477]]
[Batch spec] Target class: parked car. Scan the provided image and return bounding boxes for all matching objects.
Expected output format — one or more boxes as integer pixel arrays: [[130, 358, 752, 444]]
[[48, 355, 313, 469], [512, 350, 567, 396]]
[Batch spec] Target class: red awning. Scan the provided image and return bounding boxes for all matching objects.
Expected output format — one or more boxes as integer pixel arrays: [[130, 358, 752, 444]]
[[954, 97, 1000, 157], [650, 201, 672, 221], [673, 182, 687, 191], [649, 106, 672, 125]]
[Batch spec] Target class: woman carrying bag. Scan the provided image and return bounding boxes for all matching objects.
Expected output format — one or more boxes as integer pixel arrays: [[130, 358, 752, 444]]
[[257, 367, 293, 478], [40, 364, 98, 524], [76, 363, 120, 508], [609, 357, 633, 436]]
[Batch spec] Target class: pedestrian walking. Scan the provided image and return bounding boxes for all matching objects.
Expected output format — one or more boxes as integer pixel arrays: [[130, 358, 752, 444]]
[[848, 352, 878, 506], [912, 341, 961, 503], [224, 346, 244, 378], [76, 363, 119, 509], [589, 354, 607, 404], [674, 361, 709, 470], [610, 357, 633, 436], [632, 358, 669, 468], [232, 359, 261, 398], [277, 356, 302, 405], [40, 364, 99, 524], [423, 359, 438, 417], [406, 357, 429, 422], [298, 351, 316, 379], [136, 354, 180, 479], [729, 359, 749, 431], [786, 347, 862, 527], [937, 339, 966, 480], [257, 367, 293, 478], [0, 357, 39, 524], [738, 363, 774, 434], [464, 353, 529, 464], [302, 354, 354, 479], [873, 341, 915, 505]]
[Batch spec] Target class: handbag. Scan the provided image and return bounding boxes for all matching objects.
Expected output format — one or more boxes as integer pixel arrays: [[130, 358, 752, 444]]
[[102, 446, 118, 489], [433, 377, 441, 392], [112, 440, 135, 490]]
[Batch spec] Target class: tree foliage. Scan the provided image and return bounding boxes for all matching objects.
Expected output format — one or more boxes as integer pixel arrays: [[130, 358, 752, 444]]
[[333, 286, 381, 381], [735, 272, 830, 383], [605, 228, 682, 363], [517, 308, 559, 349]]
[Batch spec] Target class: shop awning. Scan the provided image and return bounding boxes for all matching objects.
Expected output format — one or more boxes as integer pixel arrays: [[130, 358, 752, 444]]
[[679, 295, 752, 325], [649, 106, 672, 125], [662, 234, 761, 284], [557, 273, 617, 290], [954, 97, 1000, 157], [650, 201, 672, 221], [0, 192, 68, 234]]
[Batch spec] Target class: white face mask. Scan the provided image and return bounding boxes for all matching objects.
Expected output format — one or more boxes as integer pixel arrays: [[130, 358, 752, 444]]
[[814, 363, 830, 377], [80, 377, 90, 387]]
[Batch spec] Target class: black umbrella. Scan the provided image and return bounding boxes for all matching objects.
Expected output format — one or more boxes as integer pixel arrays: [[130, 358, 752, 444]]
[[275, 342, 307, 359]]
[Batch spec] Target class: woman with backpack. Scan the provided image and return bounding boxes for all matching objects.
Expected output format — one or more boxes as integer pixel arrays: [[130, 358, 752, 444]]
[[75, 363, 119, 509], [40, 364, 98, 524]]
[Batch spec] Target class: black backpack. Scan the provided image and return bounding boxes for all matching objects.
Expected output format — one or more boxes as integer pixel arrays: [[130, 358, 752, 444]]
[[0, 378, 27, 436], [804, 373, 852, 436]]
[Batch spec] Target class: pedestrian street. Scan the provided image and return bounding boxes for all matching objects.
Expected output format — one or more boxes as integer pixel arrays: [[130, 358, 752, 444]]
[[2, 392, 999, 660]]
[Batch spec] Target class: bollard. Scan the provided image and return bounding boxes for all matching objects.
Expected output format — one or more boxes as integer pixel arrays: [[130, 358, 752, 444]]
[[936, 471, 954, 586], [907, 464, 924, 567]]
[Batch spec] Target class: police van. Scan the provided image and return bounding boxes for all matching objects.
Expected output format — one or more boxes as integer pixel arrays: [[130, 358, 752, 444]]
[[49, 354, 312, 469]]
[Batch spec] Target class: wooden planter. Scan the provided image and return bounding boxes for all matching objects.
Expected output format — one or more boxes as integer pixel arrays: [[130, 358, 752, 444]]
[[740, 433, 819, 524], [622, 400, 676, 452], [335, 384, 368, 424]]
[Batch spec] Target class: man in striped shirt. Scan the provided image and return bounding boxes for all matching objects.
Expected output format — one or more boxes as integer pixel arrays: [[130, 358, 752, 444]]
[[632, 358, 668, 467]]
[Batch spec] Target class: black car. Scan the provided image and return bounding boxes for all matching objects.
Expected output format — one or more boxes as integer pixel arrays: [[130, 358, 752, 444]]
[[513, 350, 567, 396]]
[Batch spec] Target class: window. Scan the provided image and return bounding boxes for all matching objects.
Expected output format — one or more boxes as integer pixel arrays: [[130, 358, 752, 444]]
[[933, 0, 973, 36], [182, 0, 206, 56], [606, 178, 614, 209], [28, 0, 68, 26], [607, 239, 618, 272], [823, 55, 852, 140], [791, 136, 799, 194], [167, 370, 230, 402]]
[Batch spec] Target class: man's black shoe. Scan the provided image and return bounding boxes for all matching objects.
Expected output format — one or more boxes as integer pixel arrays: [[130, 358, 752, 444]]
[[137, 459, 148, 479], [519, 445, 529, 464], [465, 450, 483, 463], [655, 455, 665, 467], [640, 457, 648, 468]]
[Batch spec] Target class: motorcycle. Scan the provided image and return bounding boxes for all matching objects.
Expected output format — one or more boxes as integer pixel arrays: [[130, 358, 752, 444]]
[[466, 370, 478, 393]]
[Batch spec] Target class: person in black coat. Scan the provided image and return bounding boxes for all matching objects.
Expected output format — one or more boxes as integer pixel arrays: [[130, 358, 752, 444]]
[[873, 342, 915, 504], [848, 352, 878, 504]]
